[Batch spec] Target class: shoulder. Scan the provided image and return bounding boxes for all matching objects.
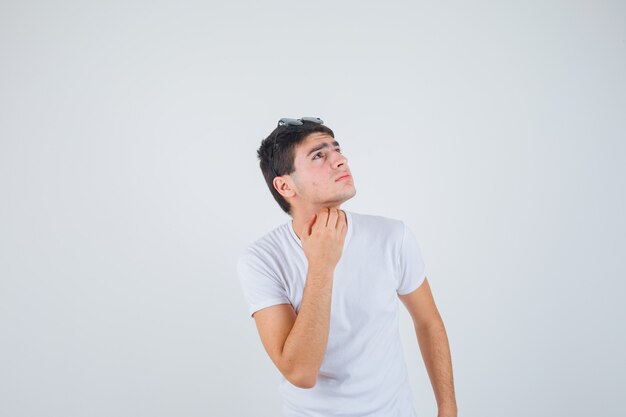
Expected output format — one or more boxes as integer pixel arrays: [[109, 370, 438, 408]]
[[237, 222, 292, 267]]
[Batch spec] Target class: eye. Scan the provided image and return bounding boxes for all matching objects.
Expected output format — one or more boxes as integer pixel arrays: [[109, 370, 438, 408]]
[[313, 151, 324, 160]]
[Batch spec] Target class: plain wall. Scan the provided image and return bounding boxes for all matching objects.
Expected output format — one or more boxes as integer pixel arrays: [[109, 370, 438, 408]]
[[1, 1, 624, 416]]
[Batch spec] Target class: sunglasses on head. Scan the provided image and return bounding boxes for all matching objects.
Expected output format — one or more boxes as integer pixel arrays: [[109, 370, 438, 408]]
[[277, 117, 324, 127]]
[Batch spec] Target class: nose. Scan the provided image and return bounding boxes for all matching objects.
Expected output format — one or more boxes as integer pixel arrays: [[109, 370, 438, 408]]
[[333, 152, 348, 169]]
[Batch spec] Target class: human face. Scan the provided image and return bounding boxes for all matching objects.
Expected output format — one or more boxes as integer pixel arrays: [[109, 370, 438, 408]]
[[288, 132, 356, 208]]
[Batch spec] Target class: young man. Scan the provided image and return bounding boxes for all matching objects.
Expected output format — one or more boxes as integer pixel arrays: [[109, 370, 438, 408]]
[[237, 117, 457, 417]]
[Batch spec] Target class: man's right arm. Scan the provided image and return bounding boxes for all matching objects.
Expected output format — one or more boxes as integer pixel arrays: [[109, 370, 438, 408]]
[[253, 266, 334, 389], [252, 208, 346, 389]]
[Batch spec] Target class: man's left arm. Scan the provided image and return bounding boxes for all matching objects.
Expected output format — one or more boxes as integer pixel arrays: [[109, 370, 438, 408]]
[[398, 277, 458, 417]]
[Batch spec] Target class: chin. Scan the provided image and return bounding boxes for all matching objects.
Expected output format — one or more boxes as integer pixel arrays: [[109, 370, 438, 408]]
[[339, 187, 357, 203]]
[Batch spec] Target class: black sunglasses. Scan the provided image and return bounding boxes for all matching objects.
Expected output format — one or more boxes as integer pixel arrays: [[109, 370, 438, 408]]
[[269, 117, 325, 178], [277, 117, 324, 127]]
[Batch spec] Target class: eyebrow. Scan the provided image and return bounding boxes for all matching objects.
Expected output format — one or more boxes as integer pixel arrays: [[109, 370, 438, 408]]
[[306, 140, 341, 157]]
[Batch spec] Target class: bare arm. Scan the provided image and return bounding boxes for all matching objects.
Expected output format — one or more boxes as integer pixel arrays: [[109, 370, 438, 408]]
[[253, 208, 347, 389], [399, 278, 458, 416], [278, 266, 334, 388], [417, 321, 457, 417]]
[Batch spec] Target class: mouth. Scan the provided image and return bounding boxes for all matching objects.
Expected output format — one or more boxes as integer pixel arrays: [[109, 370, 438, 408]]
[[336, 173, 352, 181]]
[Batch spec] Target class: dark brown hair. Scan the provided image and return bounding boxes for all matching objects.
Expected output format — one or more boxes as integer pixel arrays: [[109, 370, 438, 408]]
[[257, 121, 335, 214]]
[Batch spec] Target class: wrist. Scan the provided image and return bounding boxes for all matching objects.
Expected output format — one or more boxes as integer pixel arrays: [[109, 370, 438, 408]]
[[307, 262, 335, 276], [438, 403, 457, 417]]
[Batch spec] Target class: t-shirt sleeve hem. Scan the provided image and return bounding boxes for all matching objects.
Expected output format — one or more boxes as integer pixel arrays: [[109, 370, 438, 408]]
[[249, 298, 292, 318], [396, 271, 427, 296]]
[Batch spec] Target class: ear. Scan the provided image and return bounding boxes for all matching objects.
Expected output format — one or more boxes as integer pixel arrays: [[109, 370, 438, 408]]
[[273, 175, 296, 199]]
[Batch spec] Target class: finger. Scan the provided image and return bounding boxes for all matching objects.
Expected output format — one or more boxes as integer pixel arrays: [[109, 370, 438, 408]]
[[321, 207, 330, 227], [327, 208, 338, 228], [337, 209, 346, 230], [302, 213, 316, 237]]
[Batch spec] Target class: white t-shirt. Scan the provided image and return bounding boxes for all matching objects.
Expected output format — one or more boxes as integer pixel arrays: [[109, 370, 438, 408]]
[[237, 210, 428, 417]]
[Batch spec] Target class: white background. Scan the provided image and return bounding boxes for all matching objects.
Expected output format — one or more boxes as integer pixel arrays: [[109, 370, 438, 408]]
[[1, 1, 625, 416]]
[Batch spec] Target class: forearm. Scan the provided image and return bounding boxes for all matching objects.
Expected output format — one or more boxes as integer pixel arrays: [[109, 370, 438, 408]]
[[415, 321, 457, 415], [280, 267, 334, 387]]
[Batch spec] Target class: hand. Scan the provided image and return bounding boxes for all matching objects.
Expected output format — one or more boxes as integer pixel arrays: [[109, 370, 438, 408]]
[[300, 208, 347, 274]]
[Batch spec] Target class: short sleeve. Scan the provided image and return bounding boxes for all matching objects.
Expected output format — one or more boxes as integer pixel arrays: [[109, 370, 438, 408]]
[[236, 249, 291, 318], [395, 222, 428, 295]]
